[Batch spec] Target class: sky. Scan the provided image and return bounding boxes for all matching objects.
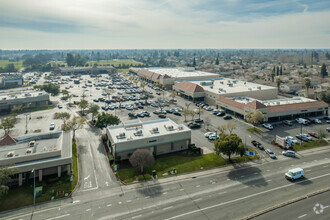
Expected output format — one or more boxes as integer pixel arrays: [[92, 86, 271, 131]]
[[0, 0, 329, 50]]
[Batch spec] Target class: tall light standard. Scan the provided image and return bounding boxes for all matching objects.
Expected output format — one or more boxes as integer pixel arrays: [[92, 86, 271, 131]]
[[244, 135, 251, 161], [31, 168, 36, 207], [24, 113, 29, 134]]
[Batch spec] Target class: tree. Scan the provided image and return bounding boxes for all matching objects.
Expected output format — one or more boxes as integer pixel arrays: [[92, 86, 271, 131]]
[[182, 108, 190, 122], [62, 89, 69, 98], [34, 84, 60, 96], [304, 78, 311, 96], [226, 122, 237, 134], [0, 116, 15, 135], [169, 90, 176, 99], [320, 90, 330, 104], [11, 105, 24, 114], [217, 125, 227, 134], [0, 167, 17, 198], [276, 66, 279, 76], [189, 110, 196, 121], [78, 99, 89, 115], [204, 117, 210, 130], [321, 64, 328, 78], [88, 104, 100, 121], [95, 112, 120, 129], [66, 53, 75, 66], [129, 149, 155, 173], [192, 57, 196, 67], [271, 71, 275, 83], [197, 108, 205, 120], [246, 110, 264, 131], [140, 81, 147, 91], [214, 134, 245, 162], [5, 63, 16, 73], [215, 57, 219, 65], [65, 116, 86, 140], [280, 66, 283, 75], [276, 78, 282, 90], [54, 112, 71, 128], [317, 129, 327, 143]]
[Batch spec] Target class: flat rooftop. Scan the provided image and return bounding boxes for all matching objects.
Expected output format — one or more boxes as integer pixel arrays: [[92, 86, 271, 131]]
[[0, 91, 49, 101], [228, 96, 317, 106], [181, 78, 276, 94], [108, 118, 190, 144], [147, 67, 218, 78], [0, 138, 59, 159]]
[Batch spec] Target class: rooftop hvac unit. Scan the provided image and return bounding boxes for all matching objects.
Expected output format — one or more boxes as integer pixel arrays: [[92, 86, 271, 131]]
[[117, 132, 126, 139], [167, 125, 174, 131], [228, 83, 233, 87], [220, 81, 224, 84], [248, 88, 252, 91], [152, 127, 159, 133], [7, 151, 14, 157], [276, 102, 280, 105], [29, 141, 35, 147], [26, 148, 32, 154], [135, 130, 143, 136], [38, 92, 43, 96], [257, 86, 261, 90], [210, 86, 213, 89]]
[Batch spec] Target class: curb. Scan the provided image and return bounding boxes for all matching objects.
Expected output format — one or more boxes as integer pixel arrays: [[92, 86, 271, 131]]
[[68, 139, 80, 197], [242, 187, 330, 219]]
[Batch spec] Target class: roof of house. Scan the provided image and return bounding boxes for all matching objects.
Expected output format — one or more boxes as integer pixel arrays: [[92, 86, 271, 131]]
[[246, 100, 267, 109], [0, 135, 17, 146], [174, 81, 204, 93], [216, 96, 245, 110], [267, 100, 328, 112]]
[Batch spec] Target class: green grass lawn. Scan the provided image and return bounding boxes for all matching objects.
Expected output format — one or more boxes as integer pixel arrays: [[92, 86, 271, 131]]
[[293, 140, 328, 151], [0, 142, 79, 212], [246, 127, 263, 134], [117, 152, 259, 184], [87, 59, 143, 67], [0, 60, 23, 71]]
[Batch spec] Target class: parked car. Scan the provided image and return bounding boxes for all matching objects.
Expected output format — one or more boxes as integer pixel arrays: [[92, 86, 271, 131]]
[[311, 118, 322, 124], [223, 115, 232, 120], [282, 150, 296, 158], [173, 111, 181, 116], [286, 136, 298, 144], [296, 133, 312, 142], [251, 140, 264, 150], [204, 132, 216, 138], [283, 120, 293, 126], [208, 135, 220, 141], [285, 168, 304, 181], [158, 114, 166, 118], [327, 127, 330, 132], [265, 149, 276, 159], [307, 132, 318, 138], [296, 118, 308, 125], [195, 118, 204, 123], [262, 123, 273, 130], [49, 122, 55, 130], [189, 123, 201, 129], [57, 104, 62, 109], [217, 111, 225, 117]]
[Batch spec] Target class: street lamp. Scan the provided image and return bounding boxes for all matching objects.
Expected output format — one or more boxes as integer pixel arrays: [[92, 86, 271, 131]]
[[24, 113, 29, 134], [31, 168, 36, 207], [244, 135, 251, 162]]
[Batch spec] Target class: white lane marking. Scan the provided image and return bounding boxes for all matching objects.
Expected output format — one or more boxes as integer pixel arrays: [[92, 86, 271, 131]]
[[267, 170, 270, 172], [227, 179, 230, 181], [46, 214, 70, 220], [218, 191, 227, 195], [212, 182, 216, 184], [107, 204, 112, 207], [323, 165, 329, 168], [254, 172, 258, 175], [145, 196, 150, 199], [105, 181, 109, 186], [298, 214, 307, 218], [86, 209, 91, 212], [165, 173, 330, 220], [84, 175, 90, 180], [240, 176, 245, 178], [163, 192, 168, 195], [180, 189, 184, 191], [196, 185, 200, 188], [266, 180, 272, 182], [306, 169, 311, 172], [314, 160, 318, 162], [193, 198, 202, 202], [132, 215, 142, 219], [127, 200, 132, 203], [72, 200, 80, 204], [118, 201, 122, 204], [303, 162, 306, 164], [163, 206, 173, 210]]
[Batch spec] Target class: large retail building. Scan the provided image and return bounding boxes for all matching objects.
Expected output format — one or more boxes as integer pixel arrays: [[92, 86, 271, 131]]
[[129, 67, 218, 90], [106, 119, 191, 160], [216, 96, 328, 122], [173, 78, 278, 106]]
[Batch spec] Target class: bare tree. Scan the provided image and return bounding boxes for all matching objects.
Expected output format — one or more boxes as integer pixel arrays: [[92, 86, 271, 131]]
[[182, 108, 190, 122], [317, 129, 327, 143], [185, 102, 191, 110], [65, 116, 86, 140], [217, 125, 227, 134], [129, 149, 155, 173], [204, 117, 211, 130], [226, 122, 237, 134], [189, 110, 196, 121], [54, 112, 71, 128]]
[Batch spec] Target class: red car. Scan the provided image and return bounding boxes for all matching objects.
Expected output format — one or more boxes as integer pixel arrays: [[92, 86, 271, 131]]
[[308, 132, 318, 138], [158, 114, 166, 118]]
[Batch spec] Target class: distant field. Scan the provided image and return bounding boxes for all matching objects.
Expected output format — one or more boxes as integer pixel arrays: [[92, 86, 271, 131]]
[[0, 60, 23, 70], [87, 59, 144, 67]]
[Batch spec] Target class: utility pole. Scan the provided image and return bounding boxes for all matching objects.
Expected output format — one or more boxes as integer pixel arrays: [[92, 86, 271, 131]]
[[24, 113, 29, 134], [31, 168, 36, 208], [300, 123, 303, 145]]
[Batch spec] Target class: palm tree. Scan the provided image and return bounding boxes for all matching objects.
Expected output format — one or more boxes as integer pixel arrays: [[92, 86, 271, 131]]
[[276, 78, 282, 91], [305, 78, 311, 97]]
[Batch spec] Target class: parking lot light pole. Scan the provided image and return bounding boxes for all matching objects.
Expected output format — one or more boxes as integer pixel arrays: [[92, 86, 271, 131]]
[[300, 123, 303, 145], [31, 168, 36, 208]]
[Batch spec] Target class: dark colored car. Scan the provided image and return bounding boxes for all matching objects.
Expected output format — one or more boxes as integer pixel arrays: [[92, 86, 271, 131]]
[[158, 114, 166, 118], [195, 119, 204, 123], [189, 123, 201, 129], [251, 140, 264, 150], [217, 112, 225, 117], [173, 111, 181, 116], [223, 115, 232, 120]]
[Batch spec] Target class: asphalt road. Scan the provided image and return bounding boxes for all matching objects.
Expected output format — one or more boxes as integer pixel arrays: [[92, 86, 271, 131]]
[[2, 147, 330, 220], [254, 191, 330, 220]]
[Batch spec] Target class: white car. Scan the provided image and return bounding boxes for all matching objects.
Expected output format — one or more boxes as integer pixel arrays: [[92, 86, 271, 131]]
[[262, 123, 273, 130], [314, 119, 322, 124], [204, 132, 216, 138], [282, 150, 295, 157], [285, 168, 304, 181], [286, 136, 298, 144], [49, 122, 55, 130]]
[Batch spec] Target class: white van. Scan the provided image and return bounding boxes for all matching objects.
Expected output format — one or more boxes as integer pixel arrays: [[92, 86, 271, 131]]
[[295, 118, 308, 125], [285, 168, 305, 181]]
